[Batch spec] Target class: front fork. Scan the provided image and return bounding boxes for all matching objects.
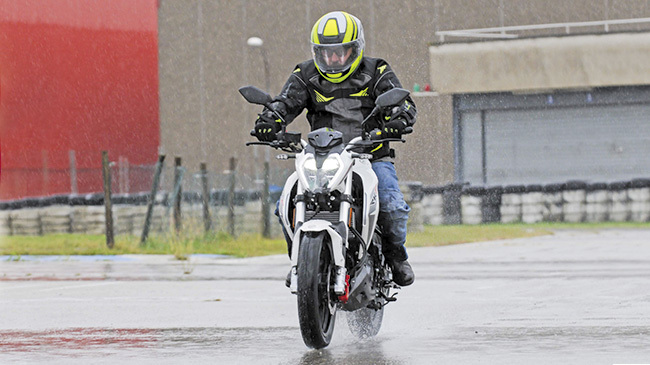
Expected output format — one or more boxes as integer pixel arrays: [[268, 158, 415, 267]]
[[289, 170, 354, 295]]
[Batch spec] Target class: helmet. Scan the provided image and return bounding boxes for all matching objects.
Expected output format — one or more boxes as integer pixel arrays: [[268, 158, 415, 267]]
[[310, 11, 365, 83]]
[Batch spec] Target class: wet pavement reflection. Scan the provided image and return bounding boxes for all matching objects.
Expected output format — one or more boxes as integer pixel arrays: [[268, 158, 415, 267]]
[[4, 324, 650, 364], [3, 230, 650, 364], [0, 326, 403, 364]]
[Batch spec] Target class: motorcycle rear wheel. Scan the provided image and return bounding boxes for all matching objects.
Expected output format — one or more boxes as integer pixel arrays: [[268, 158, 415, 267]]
[[297, 232, 337, 349], [346, 305, 384, 339], [347, 231, 386, 338]]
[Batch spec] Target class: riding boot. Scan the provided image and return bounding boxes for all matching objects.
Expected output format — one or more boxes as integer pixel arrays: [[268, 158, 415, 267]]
[[388, 258, 415, 286], [382, 237, 415, 286]]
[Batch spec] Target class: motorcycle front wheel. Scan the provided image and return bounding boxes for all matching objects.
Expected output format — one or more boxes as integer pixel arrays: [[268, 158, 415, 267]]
[[297, 232, 337, 349]]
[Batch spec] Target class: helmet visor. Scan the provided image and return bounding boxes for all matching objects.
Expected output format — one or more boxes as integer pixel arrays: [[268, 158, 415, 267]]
[[312, 40, 361, 74]]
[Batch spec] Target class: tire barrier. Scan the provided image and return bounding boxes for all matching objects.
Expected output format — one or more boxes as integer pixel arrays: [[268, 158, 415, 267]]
[[442, 183, 464, 225], [417, 178, 650, 225], [0, 189, 282, 237], [461, 186, 485, 225], [402, 182, 424, 233], [421, 185, 444, 226], [2, 178, 650, 235], [608, 181, 631, 222], [500, 185, 525, 223]]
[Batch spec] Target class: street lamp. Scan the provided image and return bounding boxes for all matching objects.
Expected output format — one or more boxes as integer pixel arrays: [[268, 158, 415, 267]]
[[246, 36, 272, 238], [246, 36, 272, 163], [246, 37, 271, 92]]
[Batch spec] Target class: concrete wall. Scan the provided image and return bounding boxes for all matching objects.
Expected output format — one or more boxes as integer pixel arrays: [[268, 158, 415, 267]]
[[430, 32, 650, 94], [158, 0, 650, 186]]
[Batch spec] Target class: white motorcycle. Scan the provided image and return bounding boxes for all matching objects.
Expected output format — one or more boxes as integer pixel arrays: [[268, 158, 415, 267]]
[[240, 85, 412, 349]]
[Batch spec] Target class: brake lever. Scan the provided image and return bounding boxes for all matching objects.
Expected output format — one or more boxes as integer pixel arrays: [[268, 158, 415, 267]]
[[245, 140, 283, 148], [381, 138, 407, 143], [246, 140, 302, 154], [245, 141, 272, 146]]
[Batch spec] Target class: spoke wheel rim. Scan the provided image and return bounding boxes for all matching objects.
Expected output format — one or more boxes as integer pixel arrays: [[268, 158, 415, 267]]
[[317, 244, 336, 332]]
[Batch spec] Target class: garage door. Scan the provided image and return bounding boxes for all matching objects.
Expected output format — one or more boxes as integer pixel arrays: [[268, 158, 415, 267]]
[[458, 90, 650, 185]]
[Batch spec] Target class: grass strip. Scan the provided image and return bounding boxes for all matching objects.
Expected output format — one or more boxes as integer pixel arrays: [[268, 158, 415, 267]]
[[1, 222, 647, 258], [0, 232, 287, 259]]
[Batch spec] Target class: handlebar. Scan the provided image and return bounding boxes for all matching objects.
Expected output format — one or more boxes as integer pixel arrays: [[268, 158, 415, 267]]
[[347, 137, 407, 150]]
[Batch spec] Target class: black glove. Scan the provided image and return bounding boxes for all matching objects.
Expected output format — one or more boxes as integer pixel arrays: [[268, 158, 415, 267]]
[[254, 121, 280, 142], [253, 102, 286, 142], [383, 118, 408, 139]]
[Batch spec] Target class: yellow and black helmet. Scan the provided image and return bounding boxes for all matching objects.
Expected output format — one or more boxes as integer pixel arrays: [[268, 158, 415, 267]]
[[310, 11, 365, 83]]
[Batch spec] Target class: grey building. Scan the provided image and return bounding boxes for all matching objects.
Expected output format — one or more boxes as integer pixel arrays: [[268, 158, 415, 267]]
[[159, 0, 650, 188]]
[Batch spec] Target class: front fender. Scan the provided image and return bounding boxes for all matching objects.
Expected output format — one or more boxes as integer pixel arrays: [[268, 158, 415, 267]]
[[290, 220, 346, 294], [291, 220, 345, 268]]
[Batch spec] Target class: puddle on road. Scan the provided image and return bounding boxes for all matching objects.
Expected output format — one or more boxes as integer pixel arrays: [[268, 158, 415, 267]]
[[0, 326, 403, 364], [0, 327, 297, 351], [1, 328, 160, 352], [3, 324, 648, 363]]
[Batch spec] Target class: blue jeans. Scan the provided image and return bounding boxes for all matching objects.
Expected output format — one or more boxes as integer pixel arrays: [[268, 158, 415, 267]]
[[275, 161, 410, 261], [372, 161, 410, 261]]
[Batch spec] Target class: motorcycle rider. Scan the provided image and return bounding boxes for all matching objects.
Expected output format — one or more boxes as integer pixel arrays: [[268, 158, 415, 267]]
[[253, 11, 415, 286]]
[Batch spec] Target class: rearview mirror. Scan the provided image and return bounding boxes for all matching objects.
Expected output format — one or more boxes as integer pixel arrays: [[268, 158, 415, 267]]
[[375, 88, 410, 108], [238, 86, 273, 106]]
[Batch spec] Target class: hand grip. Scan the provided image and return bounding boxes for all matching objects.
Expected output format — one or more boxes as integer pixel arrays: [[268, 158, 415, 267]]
[[250, 129, 256, 136], [403, 126, 413, 134]]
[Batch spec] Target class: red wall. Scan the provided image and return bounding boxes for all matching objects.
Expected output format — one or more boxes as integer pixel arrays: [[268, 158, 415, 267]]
[[0, 0, 159, 200]]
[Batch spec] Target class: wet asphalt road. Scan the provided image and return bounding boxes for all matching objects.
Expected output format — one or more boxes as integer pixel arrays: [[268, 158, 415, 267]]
[[2, 229, 650, 364]]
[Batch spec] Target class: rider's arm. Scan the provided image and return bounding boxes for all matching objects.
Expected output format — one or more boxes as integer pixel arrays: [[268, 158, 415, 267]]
[[371, 59, 417, 127], [269, 64, 311, 126]]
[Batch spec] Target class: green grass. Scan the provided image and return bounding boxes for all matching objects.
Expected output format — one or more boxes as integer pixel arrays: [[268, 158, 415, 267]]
[[408, 221, 649, 248], [409, 221, 649, 248], [1, 221, 647, 258], [0, 232, 288, 259]]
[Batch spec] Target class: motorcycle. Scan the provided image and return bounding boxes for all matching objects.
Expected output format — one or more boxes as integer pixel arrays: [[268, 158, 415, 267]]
[[239, 85, 412, 349]]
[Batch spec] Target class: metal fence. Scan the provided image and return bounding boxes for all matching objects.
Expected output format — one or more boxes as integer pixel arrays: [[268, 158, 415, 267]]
[[0, 150, 293, 202]]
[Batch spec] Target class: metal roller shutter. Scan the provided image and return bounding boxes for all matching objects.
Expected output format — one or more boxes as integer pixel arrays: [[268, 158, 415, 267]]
[[460, 111, 483, 183], [458, 89, 650, 185]]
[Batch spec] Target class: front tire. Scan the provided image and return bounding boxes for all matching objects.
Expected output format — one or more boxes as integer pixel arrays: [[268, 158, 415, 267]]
[[297, 232, 337, 349]]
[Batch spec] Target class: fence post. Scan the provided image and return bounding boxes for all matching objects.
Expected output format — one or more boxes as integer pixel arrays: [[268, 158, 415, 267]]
[[141, 154, 165, 245], [37, 212, 43, 236], [102, 151, 115, 248], [118, 156, 124, 194], [69, 150, 78, 194], [124, 157, 130, 194], [173, 157, 183, 233], [200, 162, 212, 233], [262, 160, 271, 238], [228, 157, 237, 237], [118, 156, 130, 194], [7, 214, 14, 236]]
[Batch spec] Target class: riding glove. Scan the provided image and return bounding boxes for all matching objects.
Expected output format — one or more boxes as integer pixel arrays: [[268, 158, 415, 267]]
[[254, 102, 286, 142], [383, 118, 408, 139], [254, 120, 280, 142]]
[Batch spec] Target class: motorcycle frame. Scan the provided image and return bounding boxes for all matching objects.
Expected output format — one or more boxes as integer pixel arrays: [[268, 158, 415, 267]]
[[278, 137, 380, 295]]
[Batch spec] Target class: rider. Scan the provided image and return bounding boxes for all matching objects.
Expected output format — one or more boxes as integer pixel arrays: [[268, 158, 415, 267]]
[[253, 11, 416, 286]]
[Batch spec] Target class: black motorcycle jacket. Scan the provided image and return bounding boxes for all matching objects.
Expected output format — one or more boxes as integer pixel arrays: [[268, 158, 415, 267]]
[[271, 57, 417, 160]]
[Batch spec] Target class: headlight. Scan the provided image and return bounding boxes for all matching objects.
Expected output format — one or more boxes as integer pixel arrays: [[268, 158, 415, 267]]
[[302, 155, 342, 191]]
